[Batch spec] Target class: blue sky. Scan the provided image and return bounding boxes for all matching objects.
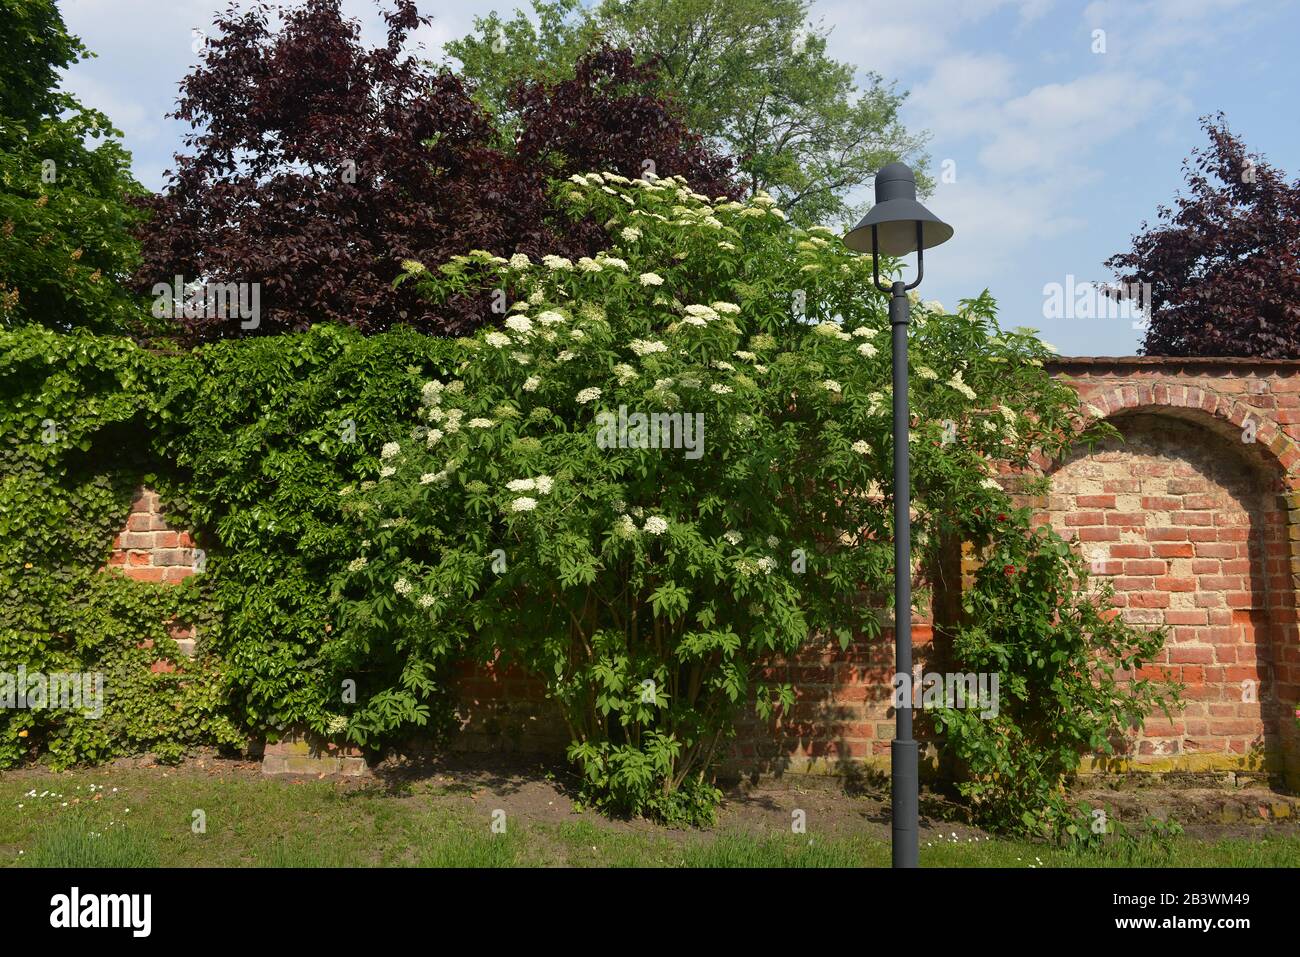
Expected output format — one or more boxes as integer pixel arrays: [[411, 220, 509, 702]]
[[56, 0, 1300, 356]]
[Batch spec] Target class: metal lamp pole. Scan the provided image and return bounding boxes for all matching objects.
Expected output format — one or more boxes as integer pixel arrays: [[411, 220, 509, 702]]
[[843, 163, 953, 869]]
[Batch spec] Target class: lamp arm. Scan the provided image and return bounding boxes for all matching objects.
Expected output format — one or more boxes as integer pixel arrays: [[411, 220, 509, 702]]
[[872, 222, 927, 293], [903, 222, 925, 291]]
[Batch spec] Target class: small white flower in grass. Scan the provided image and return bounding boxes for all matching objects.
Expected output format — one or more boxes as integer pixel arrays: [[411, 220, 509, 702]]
[[537, 310, 566, 324], [576, 387, 602, 404], [467, 417, 495, 428], [381, 441, 400, 459], [621, 227, 642, 241], [638, 272, 664, 286], [643, 516, 668, 535], [522, 376, 541, 392], [710, 384, 733, 395], [380, 465, 396, 478], [394, 578, 413, 596], [822, 379, 842, 393], [508, 253, 530, 269], [511, 497, 538, 512], [857, 341, 878, 357], [852, 440, 871, 455], [485, 331, 511, 348], [723, 531, 743, 545], [630, 339, 667, 356], [542, 255, 573, 271], [505, 315, 533, 334]]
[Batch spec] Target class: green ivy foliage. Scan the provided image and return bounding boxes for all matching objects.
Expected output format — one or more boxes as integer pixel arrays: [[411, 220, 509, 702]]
[[0, 327, 235, 767], [155, 325, 459, 740]]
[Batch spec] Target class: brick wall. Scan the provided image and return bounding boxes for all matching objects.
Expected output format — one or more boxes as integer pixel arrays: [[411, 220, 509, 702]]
[[111, 358, 1300, 785]]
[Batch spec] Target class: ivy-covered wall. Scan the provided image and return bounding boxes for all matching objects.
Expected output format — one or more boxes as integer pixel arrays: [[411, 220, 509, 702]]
[[0, 324, 456, 768]]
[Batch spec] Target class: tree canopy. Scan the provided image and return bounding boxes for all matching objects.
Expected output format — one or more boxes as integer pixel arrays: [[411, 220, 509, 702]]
[[1107, 113, 1300, 359], [0, 0, 148, 333], [135, 0, 735, 340], [446, 0, 930, 228]]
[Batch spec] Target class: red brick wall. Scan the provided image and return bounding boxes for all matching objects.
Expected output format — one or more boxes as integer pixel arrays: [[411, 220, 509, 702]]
[[112, 359, 1300, 785]]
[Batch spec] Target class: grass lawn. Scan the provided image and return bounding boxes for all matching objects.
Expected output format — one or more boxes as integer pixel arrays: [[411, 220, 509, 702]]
[[2, 764, 1297, 868]]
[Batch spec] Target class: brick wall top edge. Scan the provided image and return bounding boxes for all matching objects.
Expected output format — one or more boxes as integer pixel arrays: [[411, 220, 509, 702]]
[[1047, 356, 1300, 372]]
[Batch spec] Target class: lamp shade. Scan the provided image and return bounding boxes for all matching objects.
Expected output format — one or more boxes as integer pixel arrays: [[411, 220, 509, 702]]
[[843, 162, 953, 256]]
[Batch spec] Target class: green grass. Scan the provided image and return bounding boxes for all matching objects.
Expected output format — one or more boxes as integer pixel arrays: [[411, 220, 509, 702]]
[[2, 768, 1296, 868]]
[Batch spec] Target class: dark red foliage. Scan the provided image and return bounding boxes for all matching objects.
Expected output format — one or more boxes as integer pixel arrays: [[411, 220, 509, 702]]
[[134, 0, 735, 341], [1106, 113, 1300, 359]]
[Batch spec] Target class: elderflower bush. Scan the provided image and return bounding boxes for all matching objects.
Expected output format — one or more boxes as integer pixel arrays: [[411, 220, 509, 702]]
[[330, 171, 1157, 826]]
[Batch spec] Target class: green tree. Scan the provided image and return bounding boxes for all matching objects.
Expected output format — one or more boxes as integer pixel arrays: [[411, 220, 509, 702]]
[[0, 0, 148, 333], [446, 0, 929, 227]]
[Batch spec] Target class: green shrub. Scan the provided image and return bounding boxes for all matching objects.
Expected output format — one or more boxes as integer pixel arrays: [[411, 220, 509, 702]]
[[332, 171, 1173, 829]]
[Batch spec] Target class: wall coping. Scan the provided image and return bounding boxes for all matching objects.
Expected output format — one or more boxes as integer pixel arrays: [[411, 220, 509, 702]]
[[1047, 355, 1300, 373]]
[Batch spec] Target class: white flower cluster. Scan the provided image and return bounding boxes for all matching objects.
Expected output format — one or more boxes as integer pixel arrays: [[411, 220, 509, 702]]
[[630, 339, 668, 356]]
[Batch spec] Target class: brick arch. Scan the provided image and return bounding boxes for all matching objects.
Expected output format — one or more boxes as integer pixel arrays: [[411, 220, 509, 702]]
[[1077, 379, 1300, 490], [1042, 358, 1300, 787]]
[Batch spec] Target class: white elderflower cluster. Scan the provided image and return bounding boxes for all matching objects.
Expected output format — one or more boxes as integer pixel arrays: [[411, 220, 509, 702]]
[[510, 496, 538, 512], [621, 226, 642, 242], [723, 530, 743, 545], [505, 315, 533, 335], [643, 516, 668, 535], [421, 380, 444, 406], [711, 301, 740, 315], [394, 577, 413, 596], [638, 272, 663, 286], [417, 593, 436, 608], [347, 556, 367, 572], [613, 363, 638, 385], [467, 417, 495, 429], [683, 304, 719, 322], [822, 380, 842, 393], [485, 331, 511, 348], [947, 371, 977, 400], [380, 465, 396, 478], [542, 255, 573, 271], [614, 514, 638, 538], [852, 440, 872, 455], [577, 257, 603, 272], [916, 365, 939, 381], [858, 342, 878, 357], [508, 253, 530, 270], [425, 429, 444, 447], [630, 339, 668, 356], [575, 387, 602, 404], [522, 376, 541, 392], [710, 384, 733, 395], [381, 442, 400, 459]]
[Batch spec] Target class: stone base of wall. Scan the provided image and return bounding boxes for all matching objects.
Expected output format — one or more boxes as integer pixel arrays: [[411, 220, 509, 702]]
[[262, 731, 370, 777]]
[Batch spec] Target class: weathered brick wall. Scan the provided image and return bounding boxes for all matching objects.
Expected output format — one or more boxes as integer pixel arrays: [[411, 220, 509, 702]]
[[110, 358, 1300, 785]]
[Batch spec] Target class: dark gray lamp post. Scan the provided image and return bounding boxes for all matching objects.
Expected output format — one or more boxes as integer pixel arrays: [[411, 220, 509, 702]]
[[843, 162, 953, 869]]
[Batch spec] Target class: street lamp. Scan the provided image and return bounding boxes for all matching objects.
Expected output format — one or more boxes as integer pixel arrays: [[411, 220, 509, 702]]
[[843, 162, 953, 869]]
